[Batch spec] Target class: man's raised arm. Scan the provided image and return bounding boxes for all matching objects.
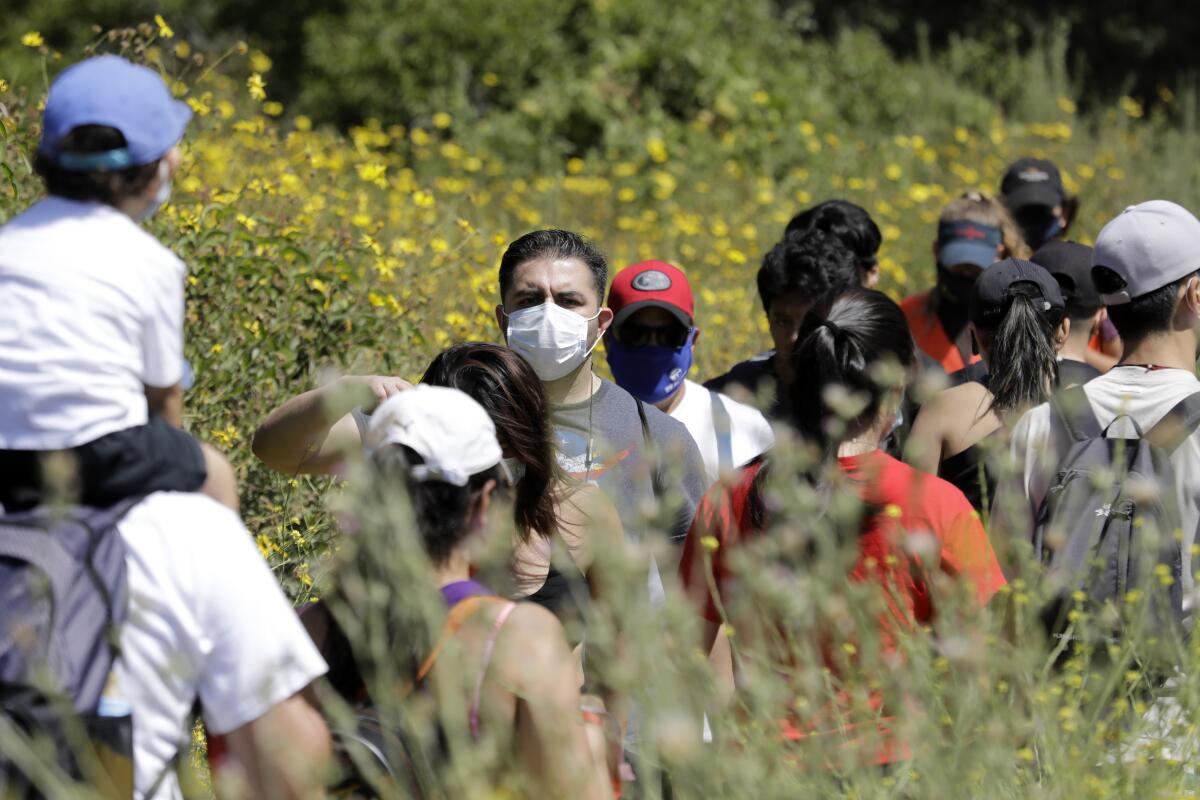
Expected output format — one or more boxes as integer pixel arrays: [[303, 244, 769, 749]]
[[252, 375, 410, 474]]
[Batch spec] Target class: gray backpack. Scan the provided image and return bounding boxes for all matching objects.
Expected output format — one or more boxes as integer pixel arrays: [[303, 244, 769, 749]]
[[1033, 386, 1198, 660], [0, 499, 140, 798]]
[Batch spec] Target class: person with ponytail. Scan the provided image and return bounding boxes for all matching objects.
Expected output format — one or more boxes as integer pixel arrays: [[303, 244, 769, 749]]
[[679, 288, 1005, 764], [906, 259, 1069, 512]]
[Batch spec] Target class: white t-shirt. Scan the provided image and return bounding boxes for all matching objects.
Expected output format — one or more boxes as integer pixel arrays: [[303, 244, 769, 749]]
[[0, 197, 186, 449], [670, 380, 774, 483], [998, 365, 1200, 599], [113, 493, 327, 798]]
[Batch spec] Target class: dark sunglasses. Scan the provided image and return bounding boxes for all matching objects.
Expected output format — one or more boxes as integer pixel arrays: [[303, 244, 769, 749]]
[[616, 320, 692, 349]]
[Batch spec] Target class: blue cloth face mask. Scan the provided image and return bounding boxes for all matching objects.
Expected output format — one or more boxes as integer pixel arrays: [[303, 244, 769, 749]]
[[605, 329, 695, 404]]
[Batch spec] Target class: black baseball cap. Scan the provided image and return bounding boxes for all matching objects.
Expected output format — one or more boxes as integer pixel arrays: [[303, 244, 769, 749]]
[[1000, 158, 1065, 211], [1031, 240, 1103, 316], [969, 258, 1066, 327]]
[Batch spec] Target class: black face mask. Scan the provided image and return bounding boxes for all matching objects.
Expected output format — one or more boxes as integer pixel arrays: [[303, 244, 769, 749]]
[[935, 264, 978, 340], [1015, 207, 1063, 250], [936, 263, 978, 306]]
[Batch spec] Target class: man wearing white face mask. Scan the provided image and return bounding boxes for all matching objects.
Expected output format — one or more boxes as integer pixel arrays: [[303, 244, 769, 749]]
[[495, 229, 709, 595]]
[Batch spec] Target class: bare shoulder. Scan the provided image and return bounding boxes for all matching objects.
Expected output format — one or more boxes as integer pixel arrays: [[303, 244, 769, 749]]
[[495, 602, 571, 682], [505, 600, 565, 637], [925, 382, 993, 430], [931, 380, 990, 411]]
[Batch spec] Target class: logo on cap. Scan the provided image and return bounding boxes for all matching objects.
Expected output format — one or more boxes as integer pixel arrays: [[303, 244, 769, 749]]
[[1018, 168, 1051, 183], [632, 270, 672, 292], [961, 226, 987, 240]]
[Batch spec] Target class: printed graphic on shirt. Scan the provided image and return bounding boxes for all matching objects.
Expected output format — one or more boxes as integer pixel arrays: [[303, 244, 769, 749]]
[[553, 425, 634, 483]]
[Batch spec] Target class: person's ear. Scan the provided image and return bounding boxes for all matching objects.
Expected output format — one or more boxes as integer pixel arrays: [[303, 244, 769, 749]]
[[1091, 307, 1106, 337], [596, 307, 614, 337], [1056, 317, 1071, 351], [692, 326, 702, 349], [468, 478, 497, 532], [861, 263, 881, 288], [1185, 275, 1200, 317], [164, 146, 182, 178], [495, 304, 507, 340], [1061, 196, 1079, 231]]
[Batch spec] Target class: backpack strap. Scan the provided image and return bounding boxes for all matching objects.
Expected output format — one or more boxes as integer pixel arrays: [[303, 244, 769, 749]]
[[635, 397, 662, 503], [710, 390, 734, 474], [1146, 391, 1200, 455], [411, 596, 509, 686], [635, 397, 651, 445], [1048, 385, 1103, 462]]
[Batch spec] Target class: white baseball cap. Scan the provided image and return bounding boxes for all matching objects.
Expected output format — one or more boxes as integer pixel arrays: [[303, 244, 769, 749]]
[[364, 385, 502, 486], [1092, 200, 1200, 304]]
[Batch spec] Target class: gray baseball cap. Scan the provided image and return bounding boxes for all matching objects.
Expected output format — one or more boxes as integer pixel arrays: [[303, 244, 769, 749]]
[[1092, 200, 1200, 305]]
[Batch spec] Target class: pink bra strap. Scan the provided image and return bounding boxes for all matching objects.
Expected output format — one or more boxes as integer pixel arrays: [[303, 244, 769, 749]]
[[469, 601, 517, 739]]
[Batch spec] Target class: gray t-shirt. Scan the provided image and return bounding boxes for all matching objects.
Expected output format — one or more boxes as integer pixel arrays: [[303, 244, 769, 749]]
[[550, 378, 707, 546]]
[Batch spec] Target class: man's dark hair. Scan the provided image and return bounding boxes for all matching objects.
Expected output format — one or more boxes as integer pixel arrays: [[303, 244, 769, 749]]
[[1095, 267, 1195, 345], [498, 229, 608, 302], [34, 125, 161, 207], [784, 199, 881, 271], [757, 229, 858, 314]]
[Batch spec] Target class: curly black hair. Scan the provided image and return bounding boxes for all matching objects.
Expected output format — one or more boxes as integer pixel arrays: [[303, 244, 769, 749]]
[[784, 199, 882, 272], [756, 228, 859, 314]]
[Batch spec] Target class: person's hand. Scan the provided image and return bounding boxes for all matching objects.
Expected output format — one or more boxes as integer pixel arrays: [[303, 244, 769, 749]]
[[337, 375, 413, 411]]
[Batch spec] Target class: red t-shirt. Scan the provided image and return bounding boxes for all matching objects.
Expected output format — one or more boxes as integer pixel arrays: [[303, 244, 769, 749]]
[[679, 449, 1006, 762]]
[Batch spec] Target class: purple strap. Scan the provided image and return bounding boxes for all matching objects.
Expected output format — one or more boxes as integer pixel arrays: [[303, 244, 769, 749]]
[[440, 579, 492, 608]]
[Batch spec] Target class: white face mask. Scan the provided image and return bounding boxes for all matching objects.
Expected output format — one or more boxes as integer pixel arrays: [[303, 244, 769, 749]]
[[135, 160, 172, 223], [505, 301, 601, 381]]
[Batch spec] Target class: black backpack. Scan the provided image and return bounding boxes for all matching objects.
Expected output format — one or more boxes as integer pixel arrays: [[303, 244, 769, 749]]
[[1033, 386, 1199, 661], [0, 499, 141, 798]]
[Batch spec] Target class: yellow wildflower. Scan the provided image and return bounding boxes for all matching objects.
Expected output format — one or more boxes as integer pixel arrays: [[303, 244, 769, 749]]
[[154, 14, 174, 38], [247, 73, 267, 102], [646, 136, 668, 164]]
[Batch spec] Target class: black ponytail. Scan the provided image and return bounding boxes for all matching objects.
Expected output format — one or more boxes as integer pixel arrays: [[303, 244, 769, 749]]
[[787, 288, 916, 454], [981, 290, 1060, 414]]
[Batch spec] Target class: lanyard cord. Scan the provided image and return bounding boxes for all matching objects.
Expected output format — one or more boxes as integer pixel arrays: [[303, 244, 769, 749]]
[[585, 374, 595, 483]]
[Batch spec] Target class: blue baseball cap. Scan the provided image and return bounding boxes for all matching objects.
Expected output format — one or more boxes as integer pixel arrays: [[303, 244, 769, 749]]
[[39, 55, 192, 171], [937, 220, 1002, 270]]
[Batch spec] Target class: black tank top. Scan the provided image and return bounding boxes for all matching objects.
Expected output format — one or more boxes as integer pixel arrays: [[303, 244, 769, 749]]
[[937, 430, 1005, 513], [523, 560, 590, 646]]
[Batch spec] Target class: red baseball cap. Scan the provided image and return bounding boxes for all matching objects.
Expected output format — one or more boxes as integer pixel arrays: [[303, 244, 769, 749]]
[[607, 260, 694, 327]]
